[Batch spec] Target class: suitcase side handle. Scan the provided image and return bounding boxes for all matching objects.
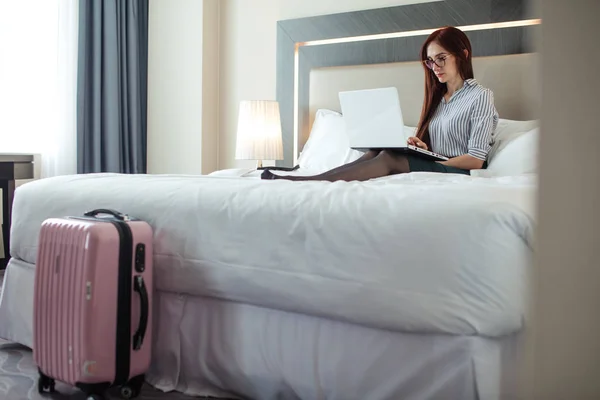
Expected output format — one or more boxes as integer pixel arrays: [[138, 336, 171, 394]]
[[84, 209, 128, 221], [133, 276, 149, 351]]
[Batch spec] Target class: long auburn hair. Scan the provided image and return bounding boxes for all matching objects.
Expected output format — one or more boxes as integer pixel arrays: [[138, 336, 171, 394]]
[[415, 27, 474, 148]]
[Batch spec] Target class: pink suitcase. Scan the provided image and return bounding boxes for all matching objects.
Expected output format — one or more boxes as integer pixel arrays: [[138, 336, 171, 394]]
[[33, 209, 153, 400]]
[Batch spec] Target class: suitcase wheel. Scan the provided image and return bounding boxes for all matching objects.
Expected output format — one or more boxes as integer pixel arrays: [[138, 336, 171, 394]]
[[37, 370, 56, 394], [120, 386, 134, 399], [120, 374, 145, 399]]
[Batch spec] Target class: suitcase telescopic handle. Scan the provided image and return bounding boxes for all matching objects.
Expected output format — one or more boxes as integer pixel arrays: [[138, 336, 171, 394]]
[[133, 276, 149, 351], [84, 209, 128, 221]]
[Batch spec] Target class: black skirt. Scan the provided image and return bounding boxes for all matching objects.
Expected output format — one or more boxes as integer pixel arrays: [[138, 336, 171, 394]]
[[406, 154, 472, 175]]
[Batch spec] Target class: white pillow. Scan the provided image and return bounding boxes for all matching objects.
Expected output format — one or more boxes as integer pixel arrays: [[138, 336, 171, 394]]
[[488, 118, 539, 162], [208, 168, 257, 178], [487, 127, 539, 176], [297, 109, 362, 172], [298, 109, 417, 173]]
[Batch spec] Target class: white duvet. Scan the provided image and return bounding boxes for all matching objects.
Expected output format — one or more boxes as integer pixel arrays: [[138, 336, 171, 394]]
[[10, 170, 536, 337]]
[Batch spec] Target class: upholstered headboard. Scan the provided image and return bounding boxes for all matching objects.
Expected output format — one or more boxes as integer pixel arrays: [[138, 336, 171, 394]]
[[308, 53, 539, 144], [275, 0, 540, 167]]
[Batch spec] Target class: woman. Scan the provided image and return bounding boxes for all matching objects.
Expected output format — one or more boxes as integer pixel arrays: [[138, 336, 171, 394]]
[[261, 26, 498, 182]]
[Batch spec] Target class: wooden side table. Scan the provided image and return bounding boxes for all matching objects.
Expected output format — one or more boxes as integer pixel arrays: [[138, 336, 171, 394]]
[[0, 154, 34, 269]]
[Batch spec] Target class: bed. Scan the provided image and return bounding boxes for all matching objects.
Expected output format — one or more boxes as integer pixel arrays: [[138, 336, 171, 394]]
[[0, 170, 536, 399], [0, 2, 540, 400]]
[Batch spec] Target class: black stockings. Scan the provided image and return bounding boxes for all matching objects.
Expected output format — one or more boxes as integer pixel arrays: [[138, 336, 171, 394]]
[[261, 150, 410, 182]]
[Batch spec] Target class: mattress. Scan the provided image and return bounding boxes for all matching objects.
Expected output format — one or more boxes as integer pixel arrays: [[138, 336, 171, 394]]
[[9, 171, 536, 337], [0, 259, 522, 400]]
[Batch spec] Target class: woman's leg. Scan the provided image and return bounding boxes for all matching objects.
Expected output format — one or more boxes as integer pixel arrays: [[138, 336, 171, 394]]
[[262, 150, 410, 182], [314, 150, 379, 177], [261, 150, 378, 180]]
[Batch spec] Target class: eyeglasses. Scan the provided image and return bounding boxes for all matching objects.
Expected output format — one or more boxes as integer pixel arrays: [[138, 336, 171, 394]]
[[423, 55, 448, 70]]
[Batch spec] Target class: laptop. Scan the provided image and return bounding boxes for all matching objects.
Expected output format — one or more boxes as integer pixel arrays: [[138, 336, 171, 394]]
[[338, 87, 449, 161]]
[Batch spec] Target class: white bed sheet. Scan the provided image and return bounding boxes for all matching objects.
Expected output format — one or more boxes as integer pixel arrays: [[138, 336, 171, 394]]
[[9, 171, 536, 337], [0, 259, 522, 400]]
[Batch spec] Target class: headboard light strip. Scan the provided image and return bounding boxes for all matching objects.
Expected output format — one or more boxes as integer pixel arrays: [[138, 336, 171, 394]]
[[298, 19, 541, 47]]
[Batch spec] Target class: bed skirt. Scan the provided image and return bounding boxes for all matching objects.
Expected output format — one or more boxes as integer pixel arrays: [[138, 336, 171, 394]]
[[0, 258, 523, 400]]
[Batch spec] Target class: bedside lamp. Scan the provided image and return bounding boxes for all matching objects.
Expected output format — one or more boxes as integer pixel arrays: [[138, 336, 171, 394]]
[[235, 100, 284, 168]]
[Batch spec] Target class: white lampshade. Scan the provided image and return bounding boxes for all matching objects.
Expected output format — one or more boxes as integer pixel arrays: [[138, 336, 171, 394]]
[[235, 100, 284, 161]]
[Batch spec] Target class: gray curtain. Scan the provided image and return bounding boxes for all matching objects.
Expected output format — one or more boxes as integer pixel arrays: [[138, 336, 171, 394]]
[[77, 0, 149, 174]]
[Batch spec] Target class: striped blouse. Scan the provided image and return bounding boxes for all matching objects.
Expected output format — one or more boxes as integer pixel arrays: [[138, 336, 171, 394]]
[[429, 78, 499, 161]]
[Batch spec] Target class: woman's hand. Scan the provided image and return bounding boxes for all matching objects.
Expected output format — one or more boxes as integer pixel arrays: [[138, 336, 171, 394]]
[[407, 136, 428, 150]]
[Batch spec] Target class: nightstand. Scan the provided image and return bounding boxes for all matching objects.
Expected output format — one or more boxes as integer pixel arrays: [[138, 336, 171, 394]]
[[0, 154, 34, 269]]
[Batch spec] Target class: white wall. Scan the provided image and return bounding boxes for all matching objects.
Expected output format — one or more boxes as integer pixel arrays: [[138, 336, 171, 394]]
[[218, 0, 437, 170], [147, 0, 219, 175], [201, 0, 220, 174], [525, 0, 600, 398]]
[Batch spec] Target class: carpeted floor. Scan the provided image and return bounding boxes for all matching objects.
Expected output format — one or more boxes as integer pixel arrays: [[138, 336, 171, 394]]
[[0, 270, 230, 400]]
